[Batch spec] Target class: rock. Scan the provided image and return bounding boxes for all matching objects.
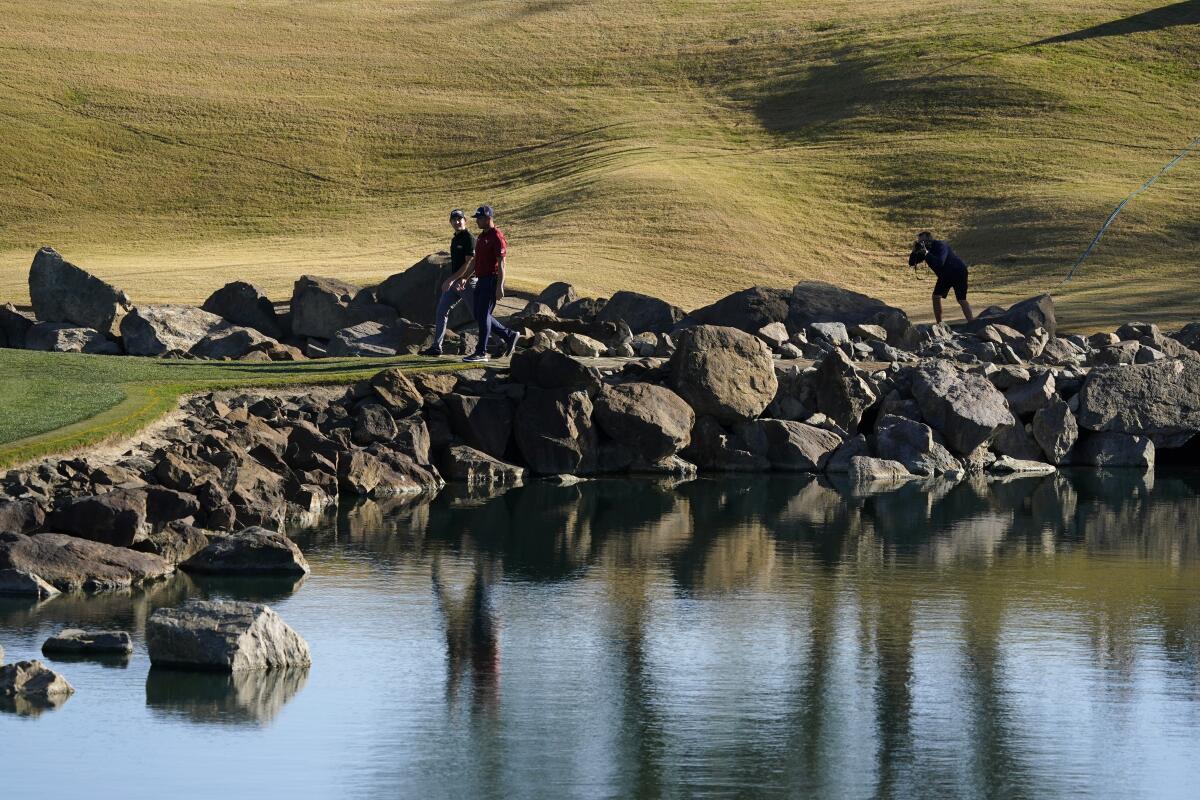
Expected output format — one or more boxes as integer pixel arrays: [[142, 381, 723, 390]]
[[1005, 371, 1056, 417], [680, 416, 770, 472], [0, 532, 173, 592], [788, 281, 905, 332], [901, 322, 953, 352], [120, 305, 232, 356], [1134, 345, 1165, 364], [181, 527, 310, 575], [912, 361, 1015, 455], [824, 434, 870, 472], [992, 422, 1045, 461], [814, 349, 876, 434], [190, 326, 276, 360], [152, 452, 221, 493], [874, 415, 960, 477], [681, 286, 791, 334], [1073, 433, 1155, 468], [749, 419, 843, 472], [0, 303, 34, 348], [514, 387, 598, 474], [968, 294, 1056, 339], [669, 325, 778, 424], [518, 301, 556, 319], [564, 332, 606, 357], [1171, 322, 1200, 352], [1116, 322, 1159, 343], [0, 499, 45, 535], [144, 485, 202, 529], [444, 393, 514, 459], [0, 568, 60, 598], [201, 281, 284, 338], [376, 253, 470, 329], [441, 445, 526, 486], [369, 367, 424, 415], [1032, 397, 1078, 465], [808, 322, 850, 346], [28, 247, 131, 336], [46, 488, 148, 547], [42, 629, 133, 656], [24, 322, 120, 354], [1092, 341, 1140, 366], [847, 456, 913, 484], [131, 523, 212, 566], [509, 347, 602, 392], [0, 660, 74, 705], [535, 282, 578, 312], [326, 320, 429, 357], [1037, 337, 1083, 366], [988, 456, 1056, 475], [593, 383, 694, 461], [147, 600, 311, 672], [596, 290, 684, 334], [290, 275, 360, 339], [1076, 359, 1200, 441], [345, 288, 400, 328], [351, 404, 398, 445], [558, 296, 606, 321]]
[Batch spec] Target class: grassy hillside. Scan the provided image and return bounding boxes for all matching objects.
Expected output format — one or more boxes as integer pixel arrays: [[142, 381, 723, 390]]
[[0, 1, 1196, 328]]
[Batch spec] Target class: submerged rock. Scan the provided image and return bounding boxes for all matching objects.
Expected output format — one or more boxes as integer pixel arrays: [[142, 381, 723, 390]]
[[146, 600, 311, 672], [42, 629, 133, 656], [0, 660, 75, 711], [0, 568, 60, 598]]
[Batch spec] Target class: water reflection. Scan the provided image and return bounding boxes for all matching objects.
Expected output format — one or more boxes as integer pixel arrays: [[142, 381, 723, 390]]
[[431, 556, 500, 715], [0, 691, 71, 718], [145, 667, 310, 726]]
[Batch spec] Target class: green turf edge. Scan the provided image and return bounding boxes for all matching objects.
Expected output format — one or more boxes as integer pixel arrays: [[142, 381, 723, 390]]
[[0, 361, 468, 470]]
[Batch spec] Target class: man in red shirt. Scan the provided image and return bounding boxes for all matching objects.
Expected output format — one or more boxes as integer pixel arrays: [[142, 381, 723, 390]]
[[461, 205, 519, 362]]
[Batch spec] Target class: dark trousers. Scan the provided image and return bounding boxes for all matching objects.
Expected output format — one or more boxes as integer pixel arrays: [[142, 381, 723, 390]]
[[473, 275, 513, 355]]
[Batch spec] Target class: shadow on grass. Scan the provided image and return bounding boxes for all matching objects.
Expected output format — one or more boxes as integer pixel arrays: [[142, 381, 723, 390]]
[[1030, 1, 1200, 46]]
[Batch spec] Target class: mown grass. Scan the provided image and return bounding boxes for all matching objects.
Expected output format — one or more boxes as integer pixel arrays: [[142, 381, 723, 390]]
[[0, 1, 1195, 329], [0, 349, 459, 468]]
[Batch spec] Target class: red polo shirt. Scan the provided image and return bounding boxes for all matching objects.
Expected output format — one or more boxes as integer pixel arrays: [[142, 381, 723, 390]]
[[473, 228, 507, 278]]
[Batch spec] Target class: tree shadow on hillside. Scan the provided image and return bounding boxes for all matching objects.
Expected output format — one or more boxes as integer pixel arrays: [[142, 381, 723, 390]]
[[743, 48, 1059, 141], [1030, 0, 1200, 46]]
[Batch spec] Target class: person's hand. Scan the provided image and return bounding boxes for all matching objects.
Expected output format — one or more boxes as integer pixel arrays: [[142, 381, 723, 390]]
[[495, 282, 505, 302], [441, 277, 453, 293]]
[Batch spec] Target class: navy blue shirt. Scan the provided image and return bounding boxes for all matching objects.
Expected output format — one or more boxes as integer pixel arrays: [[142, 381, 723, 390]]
[[910, 239, 967, 277]]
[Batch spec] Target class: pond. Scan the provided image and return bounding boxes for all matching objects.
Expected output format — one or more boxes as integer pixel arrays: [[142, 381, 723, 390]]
[[2, 472, 1200, 799]]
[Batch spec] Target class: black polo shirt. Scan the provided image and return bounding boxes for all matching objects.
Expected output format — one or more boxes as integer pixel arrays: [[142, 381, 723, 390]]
[[451, 229, 476, 271]]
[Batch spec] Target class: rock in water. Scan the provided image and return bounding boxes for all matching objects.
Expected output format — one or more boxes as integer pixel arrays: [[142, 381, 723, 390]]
[[593, 383, 694, 461], [42, 629, 133, 656], [0, 532, 173, 592], [874, 415, 960, 477], [750, 419, 843, 472], [847, 456, 914, 485], [988, 456, 1056, 475], [146, 600, 311, 672], [669, 325, 778, 424], [45, 489, 149, 547], [290, 275, 359, 339], [515, 387, 598, 474], [201, 281, 284, 339], [120, 305, 234, 356], [180, 527, 310, 576], [0, 568, 60, 598], [441, 445, 527, 486], [1073, 433, 1155, 468], [1076, 359, 1200, 442], [912, 361, 1015, 455], [444, 393, 514, 459], [1032, 397, 1079, 465], [28, 247, 132, 336], [0, 660, 75, 709]]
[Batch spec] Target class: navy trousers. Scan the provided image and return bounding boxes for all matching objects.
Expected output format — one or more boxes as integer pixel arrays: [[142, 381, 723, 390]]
[[473, 275, 513, 355]]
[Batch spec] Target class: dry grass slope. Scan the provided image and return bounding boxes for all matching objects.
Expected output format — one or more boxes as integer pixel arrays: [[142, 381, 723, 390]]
[[0, 0, 1196, 328]]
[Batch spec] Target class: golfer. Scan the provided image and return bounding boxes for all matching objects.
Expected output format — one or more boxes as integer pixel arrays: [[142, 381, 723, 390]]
[[462, 205, 519, 363], [421, 209, 477, 356], [909, 231, 974, 323]]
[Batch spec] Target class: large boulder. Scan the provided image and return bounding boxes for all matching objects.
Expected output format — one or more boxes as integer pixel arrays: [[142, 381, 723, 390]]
[[0, 499, 45, 535], [146, 600, 311, 672], [814, 349, 876, 434], [24, 322, 120, 354], [1073, 433, 1155, 468], [190, 326, 276, 360], [874, 415, 960, 476], [534, 282, 577, 312], [351, 404, 398, 446], [444, 393, 515, 459], [1076, 359, 1200, 443], [326, 320, 429, 357], [1005, 371, 1056, 418], [42, 629, 133, 656], [28, 247, 132, 336], [45, 489, 149, 547], [669, 325, 778, 424], [181, 527, 310, 576], [787, 281, 905, 332], [441, 445, 526, 486], [290, 275, 360, 339], [0, 532, 173, 592], [596, 290, 684, 334], [514, 387, 598, 474], [912, 361, 1015, 454], [1032, 397, 1078, 465], [0, 303, 34, 349], [746, 419, 842, 472], [967, 294, 1056, 339], [680, 286, 791, 334], [680, 415, 770, 472], [120, 305, 233, 356], [201, 281, 284, 339], [376, 253, 471, 329], [593, 383, 694, 461], [510, 347, 601, 392]]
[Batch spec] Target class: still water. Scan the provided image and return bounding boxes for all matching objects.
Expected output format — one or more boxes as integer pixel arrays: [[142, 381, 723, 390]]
[[2, 472, 1200, 799]]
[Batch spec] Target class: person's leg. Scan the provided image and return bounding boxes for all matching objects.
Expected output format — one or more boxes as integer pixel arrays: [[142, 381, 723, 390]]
[[955, 272, 973, 322], [427, 288, 459, 353], [932, 293, 943, 324], [473, 276, 495, 355]]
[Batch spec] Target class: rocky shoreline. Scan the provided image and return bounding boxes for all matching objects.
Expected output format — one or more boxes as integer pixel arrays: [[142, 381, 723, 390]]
[[5, 245, 1200, 600]]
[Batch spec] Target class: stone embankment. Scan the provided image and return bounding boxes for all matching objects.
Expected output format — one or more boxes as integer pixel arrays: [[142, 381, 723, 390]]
[[5, 245, 1200, 598]]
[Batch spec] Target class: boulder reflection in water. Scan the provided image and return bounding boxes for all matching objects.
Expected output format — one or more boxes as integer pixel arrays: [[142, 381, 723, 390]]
[[145, 666, 310, 726]]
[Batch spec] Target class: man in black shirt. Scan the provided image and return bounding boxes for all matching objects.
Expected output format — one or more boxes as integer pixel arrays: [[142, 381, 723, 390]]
[[908, 231, 974, 324], [421, 209, 477, 356]]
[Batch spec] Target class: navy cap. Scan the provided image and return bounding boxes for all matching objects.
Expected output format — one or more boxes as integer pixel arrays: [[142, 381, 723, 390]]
[[473, 205, 494, 219], [449, 208, 465, 220]]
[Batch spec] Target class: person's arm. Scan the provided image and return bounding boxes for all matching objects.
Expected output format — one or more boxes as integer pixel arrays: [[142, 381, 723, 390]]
[[495, 255, 506, 300], [443, 256, 475, 292], [924, 241, 948, 271], [908, 246, 925, 267]]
